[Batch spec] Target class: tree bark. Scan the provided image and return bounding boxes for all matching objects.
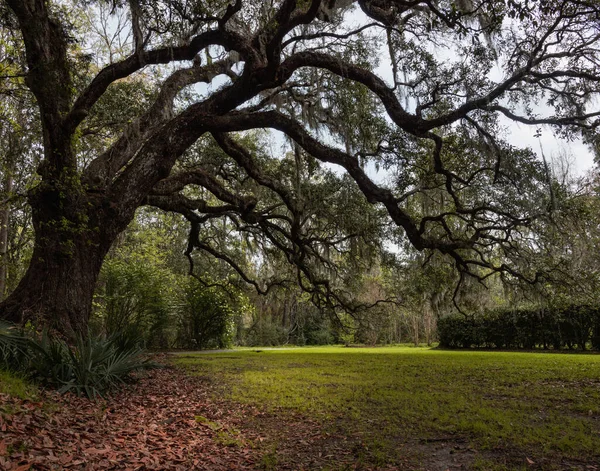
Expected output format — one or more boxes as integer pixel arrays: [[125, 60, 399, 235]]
[[0, 235, 106, 335], [0, 176, 127, 335], [0, 174, 13, 302]]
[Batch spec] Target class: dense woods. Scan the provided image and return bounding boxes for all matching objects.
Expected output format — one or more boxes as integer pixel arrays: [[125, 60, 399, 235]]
[[1, 0, 600, 351]]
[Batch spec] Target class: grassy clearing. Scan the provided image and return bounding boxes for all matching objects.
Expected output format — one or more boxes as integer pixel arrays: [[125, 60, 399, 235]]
[[0, 369, 38, 419], [176, 347, 600, 470], [0, 370, 37, 400]]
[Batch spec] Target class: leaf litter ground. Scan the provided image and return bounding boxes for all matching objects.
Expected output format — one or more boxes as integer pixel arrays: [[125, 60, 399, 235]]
[[0, 362, 260, 471], [0, 359, 403, 471]]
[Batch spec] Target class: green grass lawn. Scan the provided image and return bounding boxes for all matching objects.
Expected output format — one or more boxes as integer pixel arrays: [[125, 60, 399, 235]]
[[0, 369, 39, 419], [176, 346, 600, 470], [0, 369, 37, 400]]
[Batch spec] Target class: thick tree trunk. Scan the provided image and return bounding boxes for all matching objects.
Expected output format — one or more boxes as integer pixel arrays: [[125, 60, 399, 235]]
[[0, 177, 129, 335], [0, 235, 107, 334], [0, 1, 143, 336]]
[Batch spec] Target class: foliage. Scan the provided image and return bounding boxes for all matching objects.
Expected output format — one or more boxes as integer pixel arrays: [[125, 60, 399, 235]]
[[243, 286, 342, 347], [243, 317, 288, 347], [92, 209, 185, 348], [0, 319, 30, 370], [2, 0, 600, 335], [28, 332, 152, 399], [0, 320, 152, 399], [98, 257, 173, 349], [438, 305, 600, 350], [0, 35, 40, 302], [176, 278, 236, 350]]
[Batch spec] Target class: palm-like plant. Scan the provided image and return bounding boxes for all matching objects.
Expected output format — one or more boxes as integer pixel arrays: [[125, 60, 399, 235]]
[[0, 320, 30, 370], [2, 320, 155, 399]]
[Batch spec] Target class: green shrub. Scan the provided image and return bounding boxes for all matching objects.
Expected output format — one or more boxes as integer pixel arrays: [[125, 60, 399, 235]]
[[1, 321, 153, 399], [438, 304, 600, 350], [108, 325, 147, 353], [28, 332, 152, 399], [245, 318, 287, 347], [0, 320, 30, 370], [592, 324, 600, 350], [294, 309, 334, 346], [305, 327, 334, 345], [97, 258, 174, 349], [27, 331, 73, 386], [437, 315, 476, 348], [176, 279, 235, 349]]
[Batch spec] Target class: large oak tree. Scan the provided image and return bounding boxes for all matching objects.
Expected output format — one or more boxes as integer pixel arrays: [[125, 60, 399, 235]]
[[0, 0, 599, 334]]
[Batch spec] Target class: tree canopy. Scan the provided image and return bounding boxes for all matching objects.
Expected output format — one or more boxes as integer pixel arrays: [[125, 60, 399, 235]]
[[0, 0, 599, 335]]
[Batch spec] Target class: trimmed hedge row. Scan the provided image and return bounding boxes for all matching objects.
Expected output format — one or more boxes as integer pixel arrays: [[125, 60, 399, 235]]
[[438, 305, 600, 350]]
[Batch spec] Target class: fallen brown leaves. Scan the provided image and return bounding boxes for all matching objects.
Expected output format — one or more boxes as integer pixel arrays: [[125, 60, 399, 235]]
[[0, 358, 412, 471], [0, 361, 258, 471]]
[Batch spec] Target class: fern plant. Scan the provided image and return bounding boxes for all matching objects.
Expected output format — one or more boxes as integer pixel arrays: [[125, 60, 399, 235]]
[[27, 330, 72, 386]]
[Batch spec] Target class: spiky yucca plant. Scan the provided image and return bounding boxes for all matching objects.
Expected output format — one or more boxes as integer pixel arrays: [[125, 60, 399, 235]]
[[0, 320, 30, 370], [1, 320, 155, 399]]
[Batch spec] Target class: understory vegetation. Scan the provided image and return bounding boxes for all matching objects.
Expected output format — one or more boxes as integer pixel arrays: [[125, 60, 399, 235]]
[[178, 347, 600, 470], [0, 320, 151, 398], [439, 305, 600, 350], [0, 369, 36, 400], [84, 185, 600, 352]]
